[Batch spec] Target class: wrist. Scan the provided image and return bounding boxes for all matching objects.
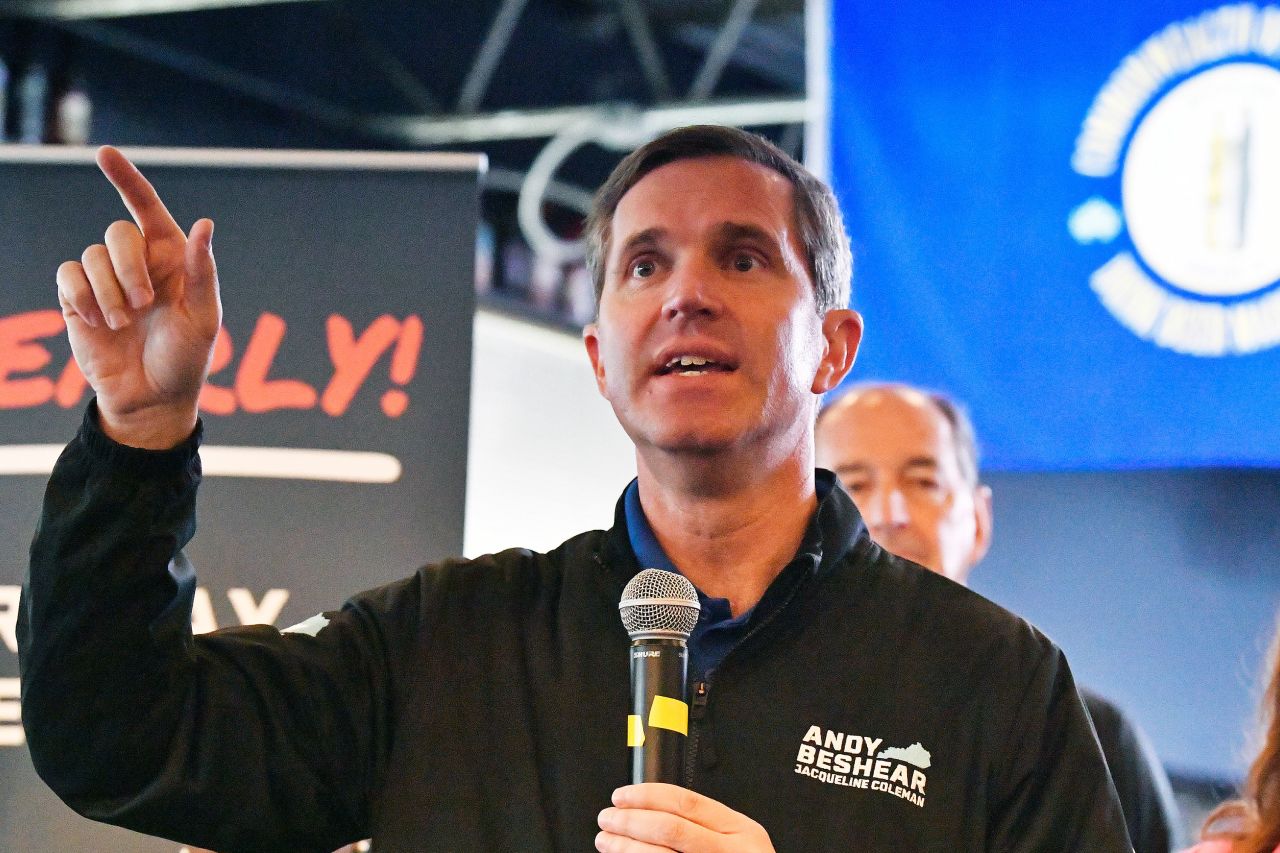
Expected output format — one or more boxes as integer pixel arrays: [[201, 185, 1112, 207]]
[[97, 401, 199, 450]]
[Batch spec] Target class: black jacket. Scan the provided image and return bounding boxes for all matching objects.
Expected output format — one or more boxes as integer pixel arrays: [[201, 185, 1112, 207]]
[[19, 408, 1132, 852], [1084, 690, 1183, 853]]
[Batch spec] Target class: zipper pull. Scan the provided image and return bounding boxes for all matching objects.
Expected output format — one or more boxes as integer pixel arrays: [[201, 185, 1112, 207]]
[[691, 680, 709, 721], [689, 680, 717, 768]]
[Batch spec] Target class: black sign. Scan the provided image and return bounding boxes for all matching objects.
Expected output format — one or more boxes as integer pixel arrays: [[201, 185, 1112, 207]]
[[0, 146, 481, 850]]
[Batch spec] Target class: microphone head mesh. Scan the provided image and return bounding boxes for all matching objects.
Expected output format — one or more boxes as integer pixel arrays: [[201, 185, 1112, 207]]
[[619, 568, 700, 640]]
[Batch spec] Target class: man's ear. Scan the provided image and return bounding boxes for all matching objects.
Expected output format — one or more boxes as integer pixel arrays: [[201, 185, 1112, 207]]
[[811, 309, 863, 394], [582, 323, 608, 397]]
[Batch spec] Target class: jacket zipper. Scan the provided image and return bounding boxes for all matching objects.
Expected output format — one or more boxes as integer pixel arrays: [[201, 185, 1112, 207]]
[[681, 569, 811, 788], [683, 680, 710, 787]]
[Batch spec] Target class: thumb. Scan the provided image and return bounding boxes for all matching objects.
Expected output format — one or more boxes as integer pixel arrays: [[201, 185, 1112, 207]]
[[184, 218, 221, 318]]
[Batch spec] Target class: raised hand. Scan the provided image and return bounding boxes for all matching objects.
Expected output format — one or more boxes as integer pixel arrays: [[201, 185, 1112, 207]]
[[56, 146, 222, 449], [596, 784, 775, 853]]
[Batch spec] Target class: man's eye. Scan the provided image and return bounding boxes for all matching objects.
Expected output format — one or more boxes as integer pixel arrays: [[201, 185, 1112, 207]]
[[631, 259, 656, 278], [732, 254, 760, 272]]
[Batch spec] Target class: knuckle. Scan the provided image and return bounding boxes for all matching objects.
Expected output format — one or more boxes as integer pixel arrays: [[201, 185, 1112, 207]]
[[656, 817, 686, 847], [64, 289, 88, 312]]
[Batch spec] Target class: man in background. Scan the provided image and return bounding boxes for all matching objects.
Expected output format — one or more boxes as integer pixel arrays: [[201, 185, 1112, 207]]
[[815, 382, 1185, 853]]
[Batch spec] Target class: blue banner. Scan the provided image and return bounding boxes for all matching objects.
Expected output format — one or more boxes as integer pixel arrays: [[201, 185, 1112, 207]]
[[824, 1, 1280, 469]]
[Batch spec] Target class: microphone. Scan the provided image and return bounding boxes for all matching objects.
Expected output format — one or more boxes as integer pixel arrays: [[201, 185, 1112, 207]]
[[619, 568, 700, 785]]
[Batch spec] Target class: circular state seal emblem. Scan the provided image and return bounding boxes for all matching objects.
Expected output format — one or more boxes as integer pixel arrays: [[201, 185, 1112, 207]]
[[1069, 3, 1280, 356]]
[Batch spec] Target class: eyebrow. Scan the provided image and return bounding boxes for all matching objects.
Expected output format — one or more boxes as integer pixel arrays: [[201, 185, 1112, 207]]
[[614, 227, 667, 261], [834, 457, 940, 477], [615, 222, 780, 257], [712, 222, 780, 248]]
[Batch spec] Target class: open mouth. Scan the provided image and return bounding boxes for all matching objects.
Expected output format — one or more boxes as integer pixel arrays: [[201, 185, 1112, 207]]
[[655, 355, 736, 376]]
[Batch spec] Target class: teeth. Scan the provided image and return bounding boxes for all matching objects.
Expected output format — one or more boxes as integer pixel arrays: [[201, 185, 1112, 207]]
[[666, 355, 713, 368]]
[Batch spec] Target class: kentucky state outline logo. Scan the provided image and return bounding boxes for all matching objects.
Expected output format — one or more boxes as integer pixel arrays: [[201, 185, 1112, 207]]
[[1069, 3, 1280, 356]]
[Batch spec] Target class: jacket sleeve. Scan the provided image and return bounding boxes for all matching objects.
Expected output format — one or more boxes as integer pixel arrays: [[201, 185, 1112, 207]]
[[18, 404, 398, 853], [986, 635, 1135, 853]]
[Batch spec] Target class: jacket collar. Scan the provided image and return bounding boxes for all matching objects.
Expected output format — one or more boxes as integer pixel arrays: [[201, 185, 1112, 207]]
[[600, 468, 870, 586]]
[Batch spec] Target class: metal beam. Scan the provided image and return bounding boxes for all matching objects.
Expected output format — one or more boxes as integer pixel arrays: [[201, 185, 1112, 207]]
[[331, 0, 441, 114], [38, 13, 805, 150], [675, 15, 804, 90], [52, 18, 361, 132], [366, 96, 806, 146], [615, 0, 672, 102], [687, 0, 761, 100], [0, 0, 328, 18], [365, 104, 605, 145], [455, 0, 529, 114]]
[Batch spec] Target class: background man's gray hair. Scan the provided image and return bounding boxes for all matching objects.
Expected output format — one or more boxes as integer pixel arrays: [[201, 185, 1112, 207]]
[[926, 392, 981, 487], [585, 124, 853, 315], [817, 383, 983, 486]]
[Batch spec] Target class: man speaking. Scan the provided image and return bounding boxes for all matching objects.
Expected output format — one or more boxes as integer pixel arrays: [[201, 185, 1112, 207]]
[[20, 126, 1130, 851]]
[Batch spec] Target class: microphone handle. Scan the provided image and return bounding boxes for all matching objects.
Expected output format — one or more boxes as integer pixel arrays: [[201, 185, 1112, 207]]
[[628, 638, 690, 785]]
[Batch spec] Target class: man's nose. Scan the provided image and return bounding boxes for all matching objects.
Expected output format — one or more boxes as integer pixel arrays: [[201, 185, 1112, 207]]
[[662, 259, 722, 322], [863, 486, 910, 530]]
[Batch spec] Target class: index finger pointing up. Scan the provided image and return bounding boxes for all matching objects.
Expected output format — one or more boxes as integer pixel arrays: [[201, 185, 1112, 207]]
[[96, 146, 183, 240]]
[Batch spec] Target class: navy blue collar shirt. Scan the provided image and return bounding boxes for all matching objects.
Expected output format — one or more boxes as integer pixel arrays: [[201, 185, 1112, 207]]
[[622, 475, 832, 685]]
